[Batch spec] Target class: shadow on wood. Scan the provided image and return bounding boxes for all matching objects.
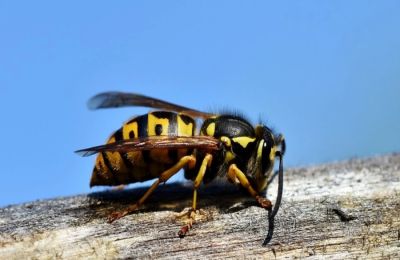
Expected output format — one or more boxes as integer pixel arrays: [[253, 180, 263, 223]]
[[84, 182, 258, 221]]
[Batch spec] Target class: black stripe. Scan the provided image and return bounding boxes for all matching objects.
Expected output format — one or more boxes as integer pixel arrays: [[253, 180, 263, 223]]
[[232, 139, 256, 161], [151, 111, 174, 119], [101, 152, 117, 176], [137, 114, 150, 163], [113, 128, 135, 169], [137, 114, 148, 138], [121, 152, 135, 169], [179, 114, 194, 125], [155, 124, 163, 135]]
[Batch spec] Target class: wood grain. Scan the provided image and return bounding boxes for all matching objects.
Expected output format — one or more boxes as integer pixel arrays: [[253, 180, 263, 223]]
[[1, 154, 399, 259]]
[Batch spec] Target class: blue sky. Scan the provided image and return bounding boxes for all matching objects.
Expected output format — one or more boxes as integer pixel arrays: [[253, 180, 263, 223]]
[[1, 1, 399, 206]]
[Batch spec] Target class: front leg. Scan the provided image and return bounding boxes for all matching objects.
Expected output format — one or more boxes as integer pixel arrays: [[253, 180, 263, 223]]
[[227, 154, 284, 246], [227, 164, 272, 210]]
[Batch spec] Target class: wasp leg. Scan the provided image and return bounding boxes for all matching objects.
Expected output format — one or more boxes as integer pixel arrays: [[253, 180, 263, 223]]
[[227, 164, 272, 209], [178, 153, 212, 238], [108, 155, 196, 223]]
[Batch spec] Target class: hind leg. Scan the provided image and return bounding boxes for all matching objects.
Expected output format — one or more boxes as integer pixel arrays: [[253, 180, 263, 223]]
[[108, 155, 196, 223]]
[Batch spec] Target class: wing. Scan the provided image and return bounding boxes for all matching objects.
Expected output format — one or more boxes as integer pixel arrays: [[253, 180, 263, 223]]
[[88, 91, 214, 119], [75, 135, 222, 157]]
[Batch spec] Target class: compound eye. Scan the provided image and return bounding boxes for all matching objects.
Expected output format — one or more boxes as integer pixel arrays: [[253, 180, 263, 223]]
[[261, 139, 273, 175]]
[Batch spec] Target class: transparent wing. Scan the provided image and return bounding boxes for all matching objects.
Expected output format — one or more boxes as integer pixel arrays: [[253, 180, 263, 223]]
[[75, 135, 222, 157], [88, 91, 213, 119]]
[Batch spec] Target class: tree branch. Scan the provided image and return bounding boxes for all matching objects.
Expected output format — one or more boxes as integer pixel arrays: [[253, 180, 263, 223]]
[[1, 154, 399, 259]]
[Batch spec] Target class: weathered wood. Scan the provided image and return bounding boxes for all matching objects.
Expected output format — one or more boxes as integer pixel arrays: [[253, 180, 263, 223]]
[[1, 154, 399, 259]]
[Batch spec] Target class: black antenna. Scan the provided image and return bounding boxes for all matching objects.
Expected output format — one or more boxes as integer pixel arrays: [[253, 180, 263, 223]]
[[263, 151, 283, 246]]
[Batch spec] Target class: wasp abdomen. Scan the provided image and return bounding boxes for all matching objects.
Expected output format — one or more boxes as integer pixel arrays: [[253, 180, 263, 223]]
[[90, 111, 196, 187]]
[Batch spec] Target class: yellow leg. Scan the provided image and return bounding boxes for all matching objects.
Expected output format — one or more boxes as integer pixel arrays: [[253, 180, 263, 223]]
[[178, 153, 212, 237], [192, 153, 212, 209], [227, 164, 272, 209], [108, 155, 196, 223]]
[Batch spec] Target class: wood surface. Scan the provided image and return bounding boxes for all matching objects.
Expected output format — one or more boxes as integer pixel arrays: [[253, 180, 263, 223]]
[[1, 154, 399, 259]]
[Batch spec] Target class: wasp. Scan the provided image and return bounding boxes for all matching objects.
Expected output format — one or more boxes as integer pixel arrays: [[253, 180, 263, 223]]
[[76, 92, 285, 245]]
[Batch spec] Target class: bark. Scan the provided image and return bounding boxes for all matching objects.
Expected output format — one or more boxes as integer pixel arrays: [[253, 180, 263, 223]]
[[1, 154, 399, 259]]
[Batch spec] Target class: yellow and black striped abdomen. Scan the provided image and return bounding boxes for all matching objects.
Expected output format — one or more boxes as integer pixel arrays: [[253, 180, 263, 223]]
[[90, 111, 196, 187]]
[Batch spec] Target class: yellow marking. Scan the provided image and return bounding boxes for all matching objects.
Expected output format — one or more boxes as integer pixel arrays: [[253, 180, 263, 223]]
[[107, 136, 116, 144], [148, 113, 169, 136], [224, 151, 235, 163], [148, 113, 170, 161], [270, 145, 277, 161], [206, 122, 215, 136], [257, 140, 265, 160], [104, 136, 127, 173], [94, 153, 109, 176], [122, 121, 138, 139], [177, 114, 193, 136], [220, 136, 231, 147], [125, 151, 146, 167], [232, 137, 256, 148]]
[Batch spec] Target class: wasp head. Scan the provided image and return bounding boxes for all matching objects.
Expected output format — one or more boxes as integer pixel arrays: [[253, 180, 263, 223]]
[[248, 125, 285, 192]]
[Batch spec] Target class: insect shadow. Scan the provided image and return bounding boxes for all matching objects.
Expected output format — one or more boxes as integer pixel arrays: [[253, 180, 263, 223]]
[[86, 181, 259, 220]]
